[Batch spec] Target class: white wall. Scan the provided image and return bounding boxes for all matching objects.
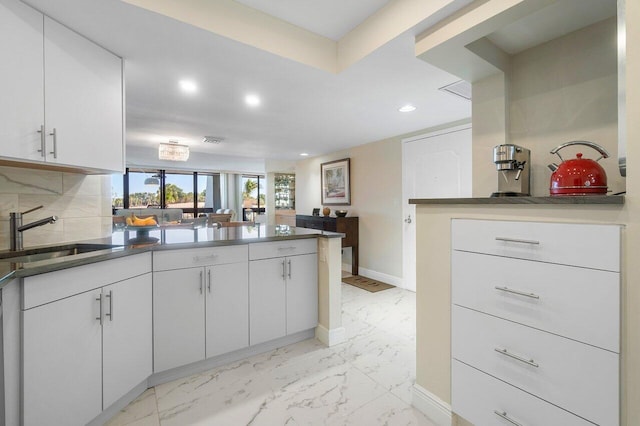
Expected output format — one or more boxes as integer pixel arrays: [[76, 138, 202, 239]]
[[0, 165, 112, 249]]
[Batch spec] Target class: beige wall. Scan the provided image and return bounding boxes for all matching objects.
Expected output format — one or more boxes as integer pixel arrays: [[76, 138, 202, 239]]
[[296, 137, 404, 281], [0, 166, 113, 250], [416, 6, 640, 426], [473, 18, 620, 197]]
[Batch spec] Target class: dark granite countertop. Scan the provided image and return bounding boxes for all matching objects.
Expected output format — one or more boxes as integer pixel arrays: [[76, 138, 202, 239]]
[[409, 195, 625, 205], [0, 224, 343, 287]]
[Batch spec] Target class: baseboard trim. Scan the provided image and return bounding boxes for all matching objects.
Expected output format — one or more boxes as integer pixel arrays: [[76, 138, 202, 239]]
[[315, 324, 346, 346], [412, 383, 453, 426]]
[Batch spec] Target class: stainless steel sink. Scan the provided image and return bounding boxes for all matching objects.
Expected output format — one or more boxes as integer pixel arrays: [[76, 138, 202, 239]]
[[0, 244, 119, 263]]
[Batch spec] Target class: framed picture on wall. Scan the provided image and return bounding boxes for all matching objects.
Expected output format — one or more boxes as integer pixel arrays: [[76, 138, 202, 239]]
[[321, 158, 351, 205]]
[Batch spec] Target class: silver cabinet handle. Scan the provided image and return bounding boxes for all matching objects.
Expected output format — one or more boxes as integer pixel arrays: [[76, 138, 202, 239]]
[[495, 347, 539, 368], [494, 286, 540, 299], [281, 260, 286, 279], [208, 269, 211, 293], [49, 128, 57, 159], [37, 125, 45, 157], [495, 237, 540, 245], [494, 410, 523, 426], [95, 293, 103, 324], [200, 270, 204, 294], [277, 246, 296, 251], [194, 254, 217, 262], [105, 290, 113, 321], [288, 259, 292, 279]]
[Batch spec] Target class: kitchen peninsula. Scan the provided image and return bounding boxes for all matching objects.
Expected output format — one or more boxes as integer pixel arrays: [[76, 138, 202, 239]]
[[0, 224, 345, 426]]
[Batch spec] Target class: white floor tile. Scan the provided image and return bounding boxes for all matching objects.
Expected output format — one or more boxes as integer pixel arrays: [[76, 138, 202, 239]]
[[109, 281, 421, 426]]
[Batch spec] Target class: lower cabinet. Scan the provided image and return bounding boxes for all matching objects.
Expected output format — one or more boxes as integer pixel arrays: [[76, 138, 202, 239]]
[[249, 249, 318, 346], [153, 256, 249, 372], [22, 268, 152, 426]]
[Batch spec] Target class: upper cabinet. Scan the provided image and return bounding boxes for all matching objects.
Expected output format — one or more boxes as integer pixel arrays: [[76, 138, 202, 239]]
[[0, 0, 124, 173]]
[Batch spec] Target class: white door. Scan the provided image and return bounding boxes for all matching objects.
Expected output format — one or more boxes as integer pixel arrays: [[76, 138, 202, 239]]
[[43, 16, 123, 171], [103, 273, 153, 408], [206, 262, 249, 357], [249, 258, 287, 345], [0, 0, 45, 162], [22, 290, 103, 426], [402, 125, 472, 291], [153, 267, 206, 372], [286, 253, 318, 335]]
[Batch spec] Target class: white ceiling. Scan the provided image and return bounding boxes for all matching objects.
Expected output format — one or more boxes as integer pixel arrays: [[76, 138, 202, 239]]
[[22, 0, 472, 165]]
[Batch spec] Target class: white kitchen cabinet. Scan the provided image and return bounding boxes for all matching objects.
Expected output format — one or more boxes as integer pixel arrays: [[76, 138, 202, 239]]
[[22, 289, 103, 426], [206, 262, 249, 357], [21, 253, 152, 425], [102, 274, 153, 408], [451, 219, 621, 426], [152, 246, 249, 372], [0, 0, 124, 172], [153, 267, 206, 372], [249, 240, 318, 346], [0, 0, 45, 162]]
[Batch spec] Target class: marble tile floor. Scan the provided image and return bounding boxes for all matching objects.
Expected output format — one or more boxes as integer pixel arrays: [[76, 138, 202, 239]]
[[106, 280, 433, 426]]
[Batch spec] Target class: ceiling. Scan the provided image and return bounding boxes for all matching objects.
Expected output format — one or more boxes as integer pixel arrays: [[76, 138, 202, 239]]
[[22, 0, 473, 167]]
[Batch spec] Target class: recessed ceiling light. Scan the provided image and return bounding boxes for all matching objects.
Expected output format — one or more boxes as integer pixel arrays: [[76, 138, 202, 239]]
[[300, 153, 309, 157], [398, 104, 416, 112], [179, 80, 198, 93], [245, 94, 261, 107]]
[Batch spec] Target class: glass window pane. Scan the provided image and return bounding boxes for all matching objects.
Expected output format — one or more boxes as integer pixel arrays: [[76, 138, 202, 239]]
[[197, 174, 214, 209], [111, 173, 124, 213], [128, 171, 160, 208], [165, 173, 194, 217]]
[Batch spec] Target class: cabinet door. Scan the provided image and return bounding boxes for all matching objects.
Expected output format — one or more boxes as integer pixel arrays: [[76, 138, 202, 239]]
[[43, 16, 123, 172], [103, 273, 153, 408], [286, 253, 318, 335], [249, 258, 286, 346], [206, 263, 249, 357], [153, 268, 205, 372], [22, 290, 102, 426], [0, 0, 45, 162]]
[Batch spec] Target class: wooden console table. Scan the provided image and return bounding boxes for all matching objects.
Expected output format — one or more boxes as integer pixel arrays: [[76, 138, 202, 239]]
[[296, 215, 359, 276]]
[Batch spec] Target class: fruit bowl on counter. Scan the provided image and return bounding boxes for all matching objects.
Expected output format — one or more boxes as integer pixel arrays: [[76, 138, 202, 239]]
[[335, 210, 348, 217]]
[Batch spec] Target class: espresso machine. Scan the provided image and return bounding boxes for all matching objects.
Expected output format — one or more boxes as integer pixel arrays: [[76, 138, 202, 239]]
[[491, 144, 531, 196]]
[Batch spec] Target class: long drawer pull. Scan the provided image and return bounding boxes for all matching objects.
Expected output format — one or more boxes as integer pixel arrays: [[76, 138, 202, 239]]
[[495, 237, 540, 245], [277, 246, 296, 251], [493, 410, 523, 426], [194, 254, 218, 262], [494, 286, 540, 300], [494, 347, 539, 368]]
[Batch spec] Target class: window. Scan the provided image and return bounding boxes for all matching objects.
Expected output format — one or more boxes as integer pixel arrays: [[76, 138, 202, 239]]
[[127, 170, 161, 208], [165, 172, 195, 218], [241, 175, 265, 221], [111, 173, 124, 213]]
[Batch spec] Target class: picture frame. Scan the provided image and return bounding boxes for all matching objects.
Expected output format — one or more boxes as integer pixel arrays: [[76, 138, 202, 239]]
[[321, 158, 351, 205], [312, 208, 320, 216]]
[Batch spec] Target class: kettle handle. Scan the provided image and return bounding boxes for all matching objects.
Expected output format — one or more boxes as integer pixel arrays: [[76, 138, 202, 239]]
[[550, 141, 610, 162]]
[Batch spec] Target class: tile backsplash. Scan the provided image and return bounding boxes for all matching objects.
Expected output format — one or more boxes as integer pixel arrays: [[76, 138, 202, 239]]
[[0, 165, 113, 250]]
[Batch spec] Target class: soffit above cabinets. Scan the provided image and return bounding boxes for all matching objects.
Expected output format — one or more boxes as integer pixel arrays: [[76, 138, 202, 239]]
[[416, 0, 616, 82]]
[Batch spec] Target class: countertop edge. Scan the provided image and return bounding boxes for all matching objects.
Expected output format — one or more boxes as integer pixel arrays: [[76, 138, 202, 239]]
[[409, 195, 625, 205]]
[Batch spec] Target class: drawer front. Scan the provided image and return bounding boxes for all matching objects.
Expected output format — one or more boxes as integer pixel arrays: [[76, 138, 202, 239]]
[[452, 306, 619, 426], [249, 238, 317, 260], [22, 253, 151, 309], [153, 245, 248, 271], [452, 360, 592, 426], [451, 219, 621, 271], [452, 251, 620, 352]]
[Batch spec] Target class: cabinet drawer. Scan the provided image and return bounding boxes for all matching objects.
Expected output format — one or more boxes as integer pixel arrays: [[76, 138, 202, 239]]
[[153, 245, 248, 271], [452, 360, 592, 426], [249, 238, 317, 260], [451, 219, 621, 271], [452, 306, 619, 426], [452, 251, 620, 352], [22, 253, 151, 309]]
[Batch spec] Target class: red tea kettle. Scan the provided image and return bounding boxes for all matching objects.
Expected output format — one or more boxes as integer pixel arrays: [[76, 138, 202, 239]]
[[548, 141, 610, 196]]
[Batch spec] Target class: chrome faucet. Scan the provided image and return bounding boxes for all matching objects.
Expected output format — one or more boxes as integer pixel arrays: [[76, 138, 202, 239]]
[[9, 206, 58, 251]]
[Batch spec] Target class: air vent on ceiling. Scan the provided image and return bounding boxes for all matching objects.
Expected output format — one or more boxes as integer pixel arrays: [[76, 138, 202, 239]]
[[203, 136, 224, 144], [439, 80, 471, 100]]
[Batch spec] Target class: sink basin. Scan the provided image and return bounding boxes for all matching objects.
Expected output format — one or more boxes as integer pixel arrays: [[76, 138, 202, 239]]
[[0, 244, 119, 263]]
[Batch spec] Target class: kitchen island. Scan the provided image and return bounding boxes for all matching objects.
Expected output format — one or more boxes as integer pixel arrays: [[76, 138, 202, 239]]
[[0, 224, 345, 426]]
